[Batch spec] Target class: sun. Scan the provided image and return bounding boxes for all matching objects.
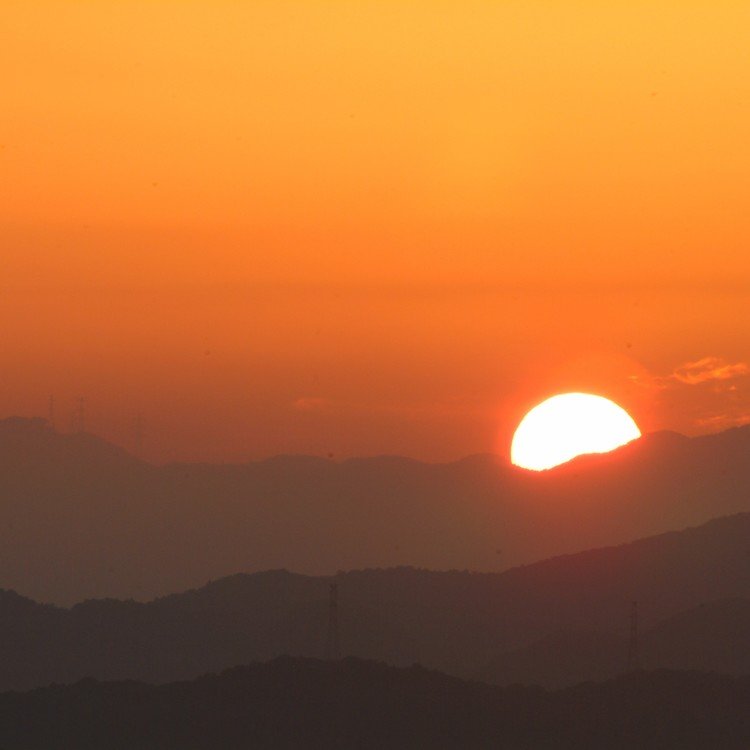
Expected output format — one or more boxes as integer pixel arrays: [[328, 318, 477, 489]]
[[511, 393, 641, 471]]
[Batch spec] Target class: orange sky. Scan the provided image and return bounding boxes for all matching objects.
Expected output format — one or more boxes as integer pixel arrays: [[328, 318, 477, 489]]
[[2, 1, 750, 461]]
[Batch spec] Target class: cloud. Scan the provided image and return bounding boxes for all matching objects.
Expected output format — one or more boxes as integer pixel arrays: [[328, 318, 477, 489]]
[[671, 357, 750, 386], [630, 356, 750, 392], [694, 413, 750, 430], [694, 413, 750, 429]]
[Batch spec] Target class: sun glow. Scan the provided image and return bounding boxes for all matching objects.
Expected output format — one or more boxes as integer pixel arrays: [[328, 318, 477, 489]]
[[511, 393, 641, 471]]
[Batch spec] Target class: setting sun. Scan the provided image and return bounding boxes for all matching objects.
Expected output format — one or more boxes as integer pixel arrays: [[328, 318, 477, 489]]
[[511, 393, 641, 471]]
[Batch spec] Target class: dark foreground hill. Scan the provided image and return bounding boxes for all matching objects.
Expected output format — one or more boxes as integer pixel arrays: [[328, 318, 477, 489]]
[[1, 417, 750, 604], [485, 597, 750, 688], [0, 512, 748, 691], [1, 658, 748, 750]]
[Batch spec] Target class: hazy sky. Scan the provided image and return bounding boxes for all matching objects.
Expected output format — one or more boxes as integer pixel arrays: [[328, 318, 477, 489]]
[[3, 1, 750, 461]]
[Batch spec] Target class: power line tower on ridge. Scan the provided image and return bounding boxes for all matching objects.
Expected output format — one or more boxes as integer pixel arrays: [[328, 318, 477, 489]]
[[627, 600, 640, 672], [326, 582, 340, 660]]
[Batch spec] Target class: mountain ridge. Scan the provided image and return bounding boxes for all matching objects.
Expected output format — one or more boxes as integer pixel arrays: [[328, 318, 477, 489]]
[[1, 415, 749, 605], [0, 511, 746, 690], [1, 414, 745, 468], [0, 657, 747, 749]]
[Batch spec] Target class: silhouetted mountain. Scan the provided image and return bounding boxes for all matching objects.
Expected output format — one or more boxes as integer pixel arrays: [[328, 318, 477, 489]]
[[0, 658, 747, 749], [0, 417, 140, 471], [0, 418, 750, 603], [1, 416, 750, 604], [0, 513, 748, 691], [642, 597, 750, 674], [484, 629, 627, 688], [485, 597, 750, 688]]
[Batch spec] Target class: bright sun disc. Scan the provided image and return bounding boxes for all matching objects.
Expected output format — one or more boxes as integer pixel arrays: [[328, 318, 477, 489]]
[[511, 393, 641, 471]]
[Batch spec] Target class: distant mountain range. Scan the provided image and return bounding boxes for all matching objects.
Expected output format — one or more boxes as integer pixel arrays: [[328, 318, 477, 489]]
[[0, 511, 748, 691], [1, 416, 750, 604], [0, 658, 748, 749]]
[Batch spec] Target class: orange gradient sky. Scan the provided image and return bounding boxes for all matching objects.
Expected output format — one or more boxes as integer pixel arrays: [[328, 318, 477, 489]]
[[3, 1, 750, 461]]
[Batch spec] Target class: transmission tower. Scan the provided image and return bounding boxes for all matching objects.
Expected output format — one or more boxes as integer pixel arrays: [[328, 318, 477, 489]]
[[326, 582, 340, 660], [627, 600, 640, 671]]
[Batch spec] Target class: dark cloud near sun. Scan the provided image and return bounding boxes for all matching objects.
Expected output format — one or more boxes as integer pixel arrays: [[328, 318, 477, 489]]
[[694, 412, 750, 429]]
